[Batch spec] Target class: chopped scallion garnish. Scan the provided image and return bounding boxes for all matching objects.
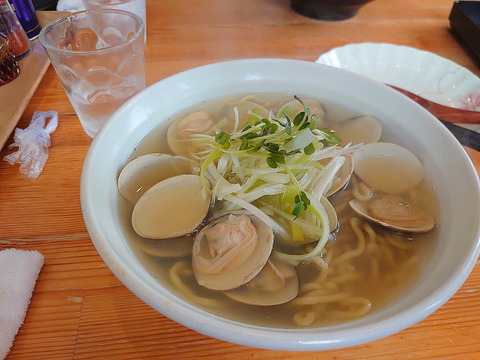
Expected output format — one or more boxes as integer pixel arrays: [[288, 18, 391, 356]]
[[193, 95, 355, 260]]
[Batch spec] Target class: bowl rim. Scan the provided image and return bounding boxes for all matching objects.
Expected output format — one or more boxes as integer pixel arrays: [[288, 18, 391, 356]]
[[81, 58, 480, 351]]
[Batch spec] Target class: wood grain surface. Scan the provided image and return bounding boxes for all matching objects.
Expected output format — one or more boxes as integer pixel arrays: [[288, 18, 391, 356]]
[[1, 1, 479, 359]]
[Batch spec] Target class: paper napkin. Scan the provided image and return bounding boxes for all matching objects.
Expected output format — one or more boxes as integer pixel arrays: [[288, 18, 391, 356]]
[[0, 249, 44, 360]]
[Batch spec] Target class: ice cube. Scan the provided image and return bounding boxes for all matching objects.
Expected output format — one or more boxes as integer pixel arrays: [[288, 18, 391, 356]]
[[74, 28, 99, 51], [100, 26, 124, 46]]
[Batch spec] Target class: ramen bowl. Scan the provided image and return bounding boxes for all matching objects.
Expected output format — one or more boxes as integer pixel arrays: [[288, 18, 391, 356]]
[[80, 59, 480, 351]]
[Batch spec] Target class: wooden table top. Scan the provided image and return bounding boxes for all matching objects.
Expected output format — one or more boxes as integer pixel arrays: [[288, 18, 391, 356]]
[[1, 0, 479, 359]]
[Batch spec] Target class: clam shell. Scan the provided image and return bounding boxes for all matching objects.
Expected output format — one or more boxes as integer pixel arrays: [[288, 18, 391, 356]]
[[167, 111, 214, 157], [137, 237, 193, 258], [132, 174, 210, 239], [332, 115, 382, 145], [222, 100, 270, 132], [349, 198, 435, 233], [192, 213, 274, 291], [118, 153, 197, 204], [353, 142, 424, 194], [322, 153, 354, 197], [223, 257, 299, 306]]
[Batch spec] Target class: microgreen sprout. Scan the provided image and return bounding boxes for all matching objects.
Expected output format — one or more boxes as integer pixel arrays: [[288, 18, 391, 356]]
[[292, 191, 311, 219], [304, 142, 315, 155], [196, 95, 352, 260], [317, 128, 341, 146], [284, 115, 293, 135]]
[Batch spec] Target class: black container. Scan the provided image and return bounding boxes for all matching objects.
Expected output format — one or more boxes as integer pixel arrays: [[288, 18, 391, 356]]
[[449, 1, 480, 62], [290, 0, 374, 21], [32, 0, 57, 10]]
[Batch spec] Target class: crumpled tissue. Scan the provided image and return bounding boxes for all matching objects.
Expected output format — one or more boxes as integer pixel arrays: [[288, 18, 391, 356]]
[[3, 111, 58, 180]]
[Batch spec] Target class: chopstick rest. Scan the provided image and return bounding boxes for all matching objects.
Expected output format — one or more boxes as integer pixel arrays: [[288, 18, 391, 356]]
[[0, 249, 44, 360]]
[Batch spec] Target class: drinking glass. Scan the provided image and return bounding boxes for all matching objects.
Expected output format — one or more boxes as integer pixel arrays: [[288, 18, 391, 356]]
[[39, 9, 146, 138], [82, 0, 146, 41]]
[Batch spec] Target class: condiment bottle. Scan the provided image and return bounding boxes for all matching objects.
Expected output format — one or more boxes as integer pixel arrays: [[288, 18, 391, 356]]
[[0, 0, 29, 59], [9, 0, 41, 40], [0, 33, 20, 85]]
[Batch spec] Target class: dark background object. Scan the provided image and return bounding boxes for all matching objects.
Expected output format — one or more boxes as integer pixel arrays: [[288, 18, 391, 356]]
[[449, 1, 480, 63], [439, 119, 480, 151], [290, 0, 373, 21], [31, 0, 57, 10]]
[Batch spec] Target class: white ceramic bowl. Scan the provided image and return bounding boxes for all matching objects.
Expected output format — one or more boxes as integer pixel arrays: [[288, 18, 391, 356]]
[[81, 59, 480, 351]]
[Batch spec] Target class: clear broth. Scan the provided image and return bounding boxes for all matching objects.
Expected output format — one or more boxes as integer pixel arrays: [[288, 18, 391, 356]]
[[120, 93, 438, 328]]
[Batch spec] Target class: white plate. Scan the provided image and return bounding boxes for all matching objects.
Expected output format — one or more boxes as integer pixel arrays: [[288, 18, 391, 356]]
[[316, 43, 480, 113]]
